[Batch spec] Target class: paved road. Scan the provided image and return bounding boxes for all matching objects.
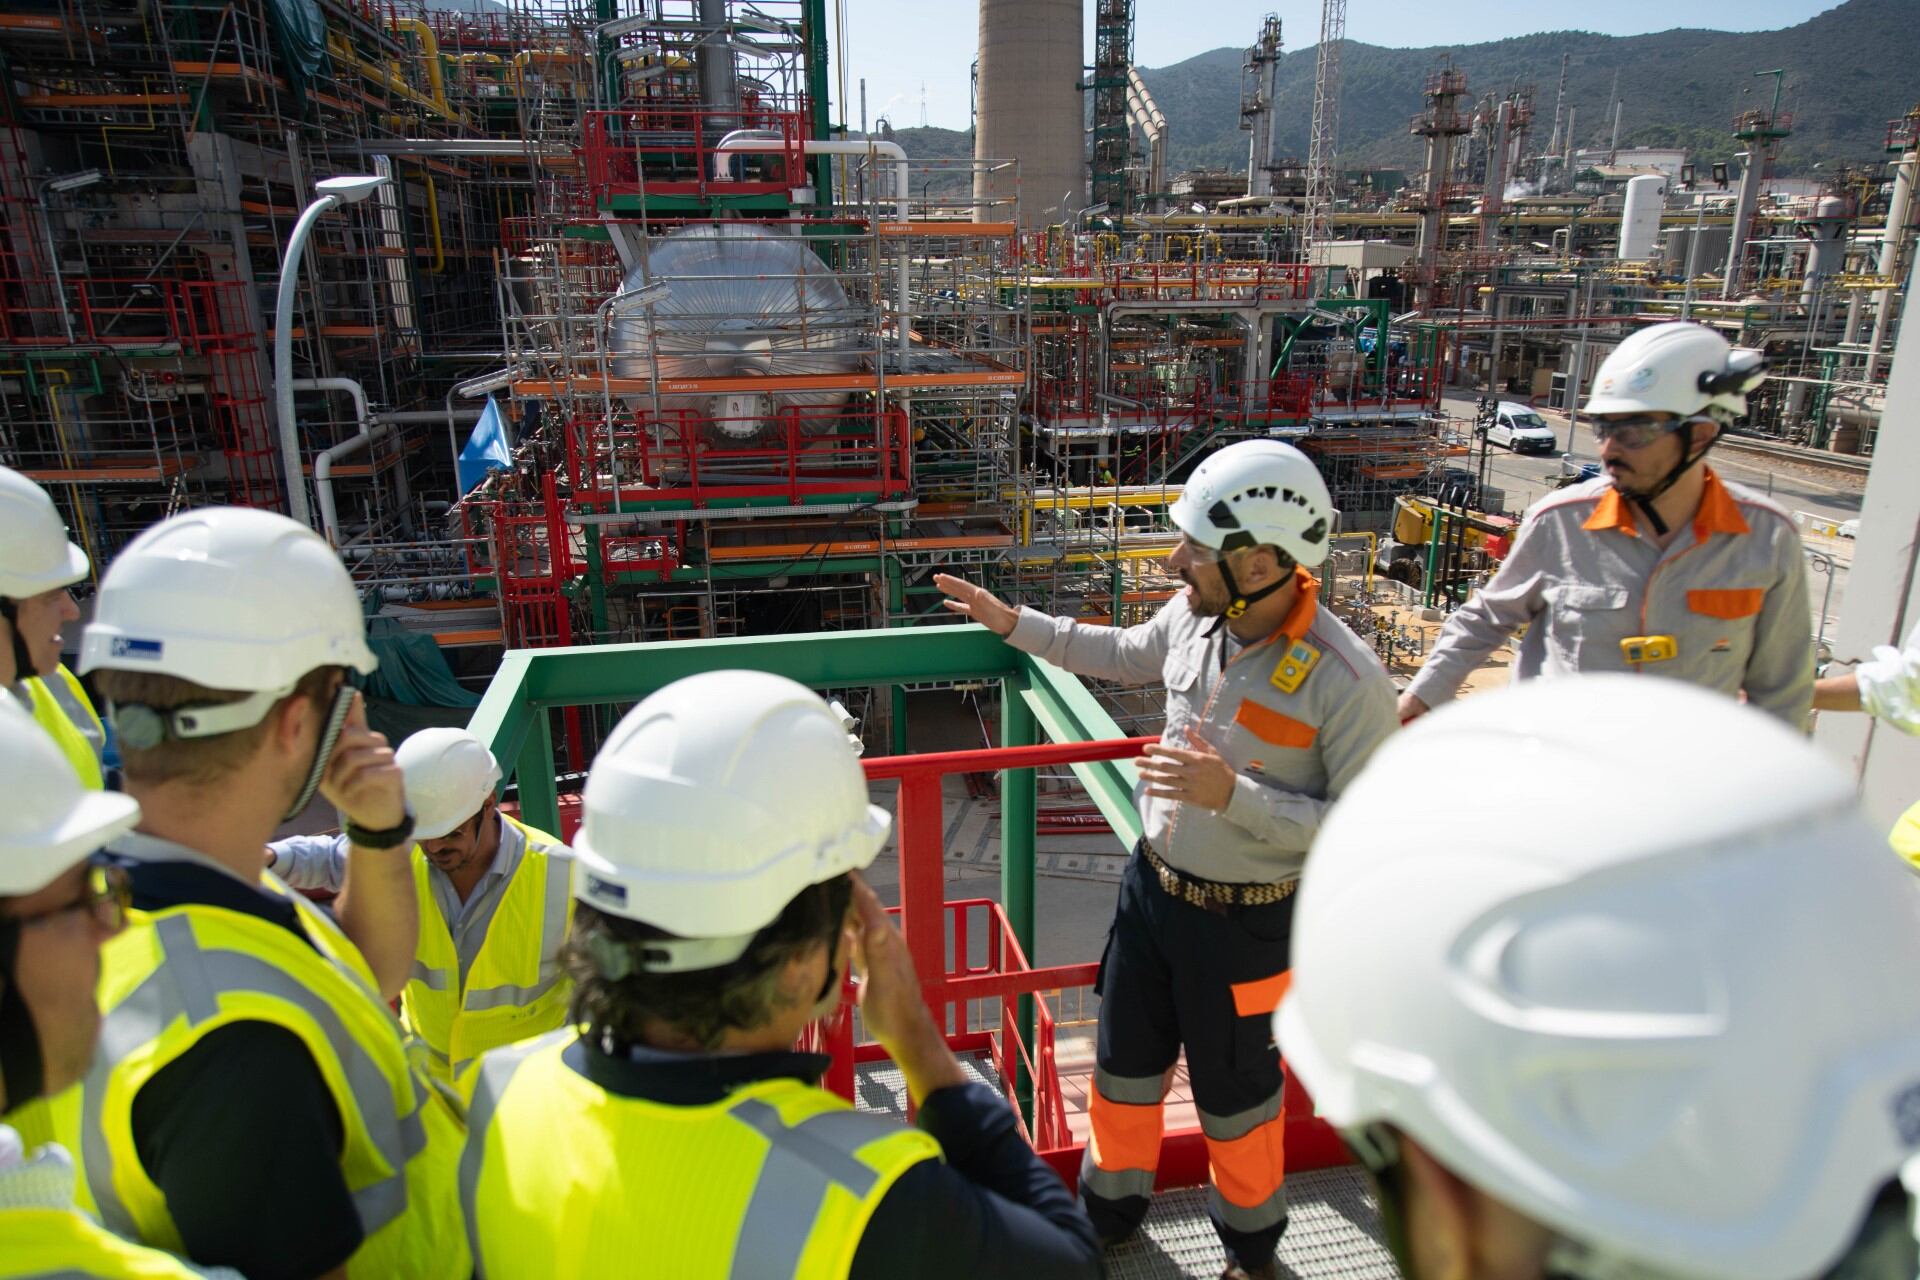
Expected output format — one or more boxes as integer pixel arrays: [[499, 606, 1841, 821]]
[[1437, 394, 1860, 655]]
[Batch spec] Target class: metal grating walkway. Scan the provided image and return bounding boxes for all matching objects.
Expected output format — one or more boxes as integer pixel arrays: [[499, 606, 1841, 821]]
[[1105, 1169, 1399, 1279], [855, 1061, 1400, 1279]]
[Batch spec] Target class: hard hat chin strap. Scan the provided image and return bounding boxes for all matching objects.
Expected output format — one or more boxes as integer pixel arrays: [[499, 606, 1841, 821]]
[[1623, 418, 1720, 539], [282, 683, 355, 825], [1215, 554, 1289, 622]]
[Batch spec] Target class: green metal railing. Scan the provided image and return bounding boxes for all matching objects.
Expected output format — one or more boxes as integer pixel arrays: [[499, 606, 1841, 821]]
[[467, 624, 1144, 969]]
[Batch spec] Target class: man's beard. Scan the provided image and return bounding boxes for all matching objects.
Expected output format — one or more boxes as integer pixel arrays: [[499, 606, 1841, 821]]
[[1181, 569, 1227, 618]]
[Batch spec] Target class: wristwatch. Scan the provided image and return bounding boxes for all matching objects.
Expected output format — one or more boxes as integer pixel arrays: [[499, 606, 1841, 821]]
[[343, 811, 416, 849]]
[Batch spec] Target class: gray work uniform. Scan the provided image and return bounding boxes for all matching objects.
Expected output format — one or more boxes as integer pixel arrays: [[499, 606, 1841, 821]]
[[1405, 470, 1814, 725], [1007, 575, 1398, 885]]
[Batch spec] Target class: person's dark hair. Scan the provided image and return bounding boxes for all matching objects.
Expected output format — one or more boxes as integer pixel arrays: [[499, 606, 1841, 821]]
[[564, 874, 853, 1052]]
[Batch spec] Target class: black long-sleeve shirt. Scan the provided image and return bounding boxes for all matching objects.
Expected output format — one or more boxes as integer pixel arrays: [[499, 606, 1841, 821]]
[[851, 1079, 1104, 1278], [571, 1039, 1104, 1279]]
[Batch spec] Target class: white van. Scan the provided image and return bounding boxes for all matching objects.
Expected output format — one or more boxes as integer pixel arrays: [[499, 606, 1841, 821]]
[[1485, 402, 1558, 455]]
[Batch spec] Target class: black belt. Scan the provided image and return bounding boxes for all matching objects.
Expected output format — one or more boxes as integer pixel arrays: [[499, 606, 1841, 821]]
[[1137, 839, 1298, 911]]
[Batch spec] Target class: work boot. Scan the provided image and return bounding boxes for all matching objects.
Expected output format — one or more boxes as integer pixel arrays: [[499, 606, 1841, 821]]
[[1219, 1257, 1279, 1280]]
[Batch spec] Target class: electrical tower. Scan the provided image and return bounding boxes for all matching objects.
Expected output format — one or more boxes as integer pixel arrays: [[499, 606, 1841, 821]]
[[1304, 0, 1346, 261]]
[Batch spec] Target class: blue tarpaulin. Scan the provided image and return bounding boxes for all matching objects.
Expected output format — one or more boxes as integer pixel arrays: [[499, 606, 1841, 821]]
[[457, 397, 512, 494]]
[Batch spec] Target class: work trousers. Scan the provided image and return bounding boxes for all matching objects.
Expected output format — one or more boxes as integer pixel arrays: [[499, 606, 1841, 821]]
[[1079, 843, 1293, 1268]]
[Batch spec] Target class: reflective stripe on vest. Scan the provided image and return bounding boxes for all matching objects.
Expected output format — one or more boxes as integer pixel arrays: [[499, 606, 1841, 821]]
[[66, 895, 470, 1279], [403, 816, 573, 1082], [0, 1205, 208, 1280], [460, 1032, 942, 1279], [23, 668, 102, 790]]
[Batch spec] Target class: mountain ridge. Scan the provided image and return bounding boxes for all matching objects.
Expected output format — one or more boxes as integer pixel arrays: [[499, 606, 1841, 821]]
[[897, 0, 1915, 184]]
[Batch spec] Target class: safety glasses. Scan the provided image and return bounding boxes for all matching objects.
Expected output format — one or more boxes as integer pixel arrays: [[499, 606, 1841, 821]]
[[1590, 415, 1679, 449], [10, 856, 131, 933], [1170, 533, 1223, 564]]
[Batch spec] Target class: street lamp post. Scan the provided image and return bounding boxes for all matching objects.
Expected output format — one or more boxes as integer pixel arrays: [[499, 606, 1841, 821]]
[[275, 175, 389, 528]]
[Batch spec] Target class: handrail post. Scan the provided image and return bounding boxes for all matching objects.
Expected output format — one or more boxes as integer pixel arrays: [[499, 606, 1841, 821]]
[[1000, 679, 1038, 1123]]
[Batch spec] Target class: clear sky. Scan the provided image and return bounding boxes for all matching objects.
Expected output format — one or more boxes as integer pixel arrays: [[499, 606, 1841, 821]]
[[831, 0, 1841, 132]]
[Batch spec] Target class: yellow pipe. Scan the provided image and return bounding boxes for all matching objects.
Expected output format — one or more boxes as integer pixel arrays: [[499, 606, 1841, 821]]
[[386, 17, 451, 116], [510, 50, 587, 96], [326, 33, 459, 123], [8, 365, 99, 578]]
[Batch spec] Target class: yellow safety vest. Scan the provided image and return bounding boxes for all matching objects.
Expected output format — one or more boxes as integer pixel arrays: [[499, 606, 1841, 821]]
[[0, 1204, 207, 1279], [58, 875, 470, 1279], [1890, 799, 1920, 870], [23, 664, 104, 789], [404, 815, 574, 1083], [462, 1029, 943, 1279]]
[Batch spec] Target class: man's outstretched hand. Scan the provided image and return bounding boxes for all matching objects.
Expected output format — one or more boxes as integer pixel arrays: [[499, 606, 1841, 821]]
[[934, 573, 1019, 637]]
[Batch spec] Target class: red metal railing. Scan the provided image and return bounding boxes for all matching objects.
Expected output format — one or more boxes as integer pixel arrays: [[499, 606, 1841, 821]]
[[805, 736, 1347, 1184], [582, 105, 808, 205], [183, 280, 283, 510], [566, 405, 913, 507]]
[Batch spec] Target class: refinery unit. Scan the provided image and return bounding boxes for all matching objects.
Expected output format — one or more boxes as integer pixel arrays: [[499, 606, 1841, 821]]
[[5, 4, 1918, 1274], [0, 1, 1912, 755]]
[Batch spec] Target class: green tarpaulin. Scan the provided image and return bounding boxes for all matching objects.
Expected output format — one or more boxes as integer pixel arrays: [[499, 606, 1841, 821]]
[[361, 615, 481, 710]]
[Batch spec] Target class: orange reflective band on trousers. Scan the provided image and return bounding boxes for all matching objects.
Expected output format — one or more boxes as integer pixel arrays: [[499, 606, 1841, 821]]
[[1087, 1088, 1165, 1176], [1204, 1108, 1287, 1212]]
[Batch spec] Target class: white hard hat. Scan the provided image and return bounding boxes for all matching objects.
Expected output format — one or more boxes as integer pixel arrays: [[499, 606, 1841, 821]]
[[0, 465, 89, 600], [79, 507, 377, 691], [1583, 320, 1768, 421], [1168, 440, 1333, 568], [398, 728, 502, 840], [1277, 676, 1920, 1280], [0, 696, 139, 895], [571, 670, 889, 971]]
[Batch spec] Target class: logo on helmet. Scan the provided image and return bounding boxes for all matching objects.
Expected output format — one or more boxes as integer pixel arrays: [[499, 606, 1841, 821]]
[[110, 637, 164, 660], [585, 873, 629, 910], [1628, 366, 1659, 394]]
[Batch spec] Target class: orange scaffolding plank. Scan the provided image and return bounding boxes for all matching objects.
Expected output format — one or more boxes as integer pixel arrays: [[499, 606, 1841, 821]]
[[20, 458, 193, 483], [0, 13, 101, 40], [20, 93, 190, 107], [875, 221, 1017, 238], [708, 530, 1013, 562], [433, 628, 503, 647], [172, 61, 287, 90]]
